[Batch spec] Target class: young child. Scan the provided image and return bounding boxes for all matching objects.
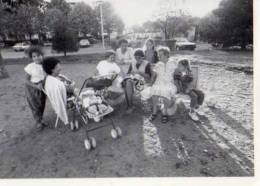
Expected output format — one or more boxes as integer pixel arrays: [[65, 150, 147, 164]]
[[149, 46, 178, 123], [80, 88, 108, 122], [174, 59, 205, 121], [24, 46, 47, 131]]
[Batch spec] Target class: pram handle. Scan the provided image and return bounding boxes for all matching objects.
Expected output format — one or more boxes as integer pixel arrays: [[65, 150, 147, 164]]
[[92, 73, 118, 80], [77, 73, 118, 99]]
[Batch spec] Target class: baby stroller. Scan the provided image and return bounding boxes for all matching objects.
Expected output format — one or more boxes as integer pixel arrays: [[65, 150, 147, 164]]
[[69, 74, 122, 151]]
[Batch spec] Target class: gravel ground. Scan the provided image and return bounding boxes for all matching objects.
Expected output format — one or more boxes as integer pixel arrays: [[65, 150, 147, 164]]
[[0, 50, 253, 177]]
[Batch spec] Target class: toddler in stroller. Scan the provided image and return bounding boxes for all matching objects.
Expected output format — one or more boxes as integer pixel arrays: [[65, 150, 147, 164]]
[[75, 74, 122, 150], [80, 87, 110, 122]]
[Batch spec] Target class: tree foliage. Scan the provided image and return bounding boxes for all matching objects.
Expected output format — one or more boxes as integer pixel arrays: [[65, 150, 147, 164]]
[[46, 0, 71, 15], [69, 2, 98, 36], [95, 2, 125, 39], [13, 5, 43, 40], [44, 8, 64, 32], [137, 15, 196, 39], [52, 28, 78, 56], [44, 8, 78, 56], [199, 0, 253, 49], [0, 3, 10, 39]]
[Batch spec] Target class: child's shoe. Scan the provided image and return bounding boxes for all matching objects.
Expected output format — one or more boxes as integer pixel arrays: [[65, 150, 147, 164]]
[[188, 111, 199, 121], [195, 107, 205, 116]]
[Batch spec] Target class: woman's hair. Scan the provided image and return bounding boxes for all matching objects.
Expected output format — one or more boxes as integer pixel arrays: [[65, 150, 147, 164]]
[[118, 39, 128, 46], [134, 49, 145, 57], [179, 59, 191, 72], [26, 45, 44, 59], [157, 46, 170, 57], [105, 50, 116, 58], [42, 57, 60, 75], [144, 38, 155, 51]]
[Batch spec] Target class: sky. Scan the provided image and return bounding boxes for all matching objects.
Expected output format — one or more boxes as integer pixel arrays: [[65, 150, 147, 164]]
[[67, 0, 222, 27]]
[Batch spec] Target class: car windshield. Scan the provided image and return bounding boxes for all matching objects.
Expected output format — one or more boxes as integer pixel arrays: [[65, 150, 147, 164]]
[[175, 38, 189, 42]]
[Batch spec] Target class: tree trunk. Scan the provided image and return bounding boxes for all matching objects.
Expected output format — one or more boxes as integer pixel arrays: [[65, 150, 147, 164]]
[[194, 25, 199, 42], [0, 51, 9, 79], [64, 51, 67, 57]]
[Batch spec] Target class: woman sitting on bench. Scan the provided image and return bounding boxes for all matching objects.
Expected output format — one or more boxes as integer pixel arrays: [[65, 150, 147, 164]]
[[174, 59, 204, 121]]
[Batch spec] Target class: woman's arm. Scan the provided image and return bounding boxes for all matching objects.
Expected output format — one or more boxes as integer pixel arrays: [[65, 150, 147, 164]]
[[154, 51, 159, 63], [139, 63, 152, 80], [127, 64, 132, 74], [148, 71, 157, 86]]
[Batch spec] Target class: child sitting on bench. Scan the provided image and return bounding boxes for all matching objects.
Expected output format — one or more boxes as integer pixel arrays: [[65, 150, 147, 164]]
[[174, 59, 204, 121]]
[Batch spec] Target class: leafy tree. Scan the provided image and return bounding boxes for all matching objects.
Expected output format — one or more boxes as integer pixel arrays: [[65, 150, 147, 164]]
[[140, 15, 195, 39], [142, 21, 160, 32], [199, 0, 253, 49], [95, 2, 125, 40], [69, 2, 98, 37], [0, 3, 10, 39], [2, 0, 44, 7], [214, 0, 252, 49], [52, 28, 78, 56], [46, 0, 71, 15], [198, 13, 221, 43], [44, 8, 64, 32], [2, 0, 44, 12], [45, 8, 78, 56], [13, 5, 43, 41]]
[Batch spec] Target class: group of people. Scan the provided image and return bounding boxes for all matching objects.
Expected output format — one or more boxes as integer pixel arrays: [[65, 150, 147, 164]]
[[24, 38, 204, 131]]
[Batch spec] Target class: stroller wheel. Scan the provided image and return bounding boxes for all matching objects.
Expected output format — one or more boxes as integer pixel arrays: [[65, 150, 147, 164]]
[[82, 114, 89, 125], [116, 127, 122, 137], [111, 129, 118, 139], [90, 137, 97, 148], [84, 139, 91, 150]]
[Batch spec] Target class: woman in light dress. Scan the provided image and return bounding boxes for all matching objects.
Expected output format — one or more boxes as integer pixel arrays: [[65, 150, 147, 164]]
[[149, 47, 178, 123]]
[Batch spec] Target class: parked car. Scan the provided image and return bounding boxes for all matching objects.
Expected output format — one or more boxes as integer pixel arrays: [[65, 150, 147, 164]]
[[79, 39, 90, 48], [0, 42, 4, 48], [246, 44, 253, 50], [13, 42, 31, 51], [43, 42, 52, 47], [174, 37, 196, 50], [87, 37, 98, 44]]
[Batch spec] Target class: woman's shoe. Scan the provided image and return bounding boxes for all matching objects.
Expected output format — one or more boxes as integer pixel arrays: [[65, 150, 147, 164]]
[[41, 122, 48, 127], [161, 115, 169, 123], [35, 123, 44, 132]]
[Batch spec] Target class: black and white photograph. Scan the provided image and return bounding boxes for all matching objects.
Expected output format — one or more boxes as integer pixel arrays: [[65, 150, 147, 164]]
[[0, 0, 255, 182]]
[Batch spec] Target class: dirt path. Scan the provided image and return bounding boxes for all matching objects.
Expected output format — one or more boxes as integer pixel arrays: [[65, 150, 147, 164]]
[[0, 56, 253, 177]]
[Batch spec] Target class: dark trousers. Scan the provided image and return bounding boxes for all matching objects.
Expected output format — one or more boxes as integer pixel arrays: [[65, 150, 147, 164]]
[[188, 89, 204, 108], [25, 84, 46, 124]]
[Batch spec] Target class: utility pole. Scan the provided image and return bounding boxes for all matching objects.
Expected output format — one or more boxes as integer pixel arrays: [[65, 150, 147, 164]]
[[97, 1, 105, 49]]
